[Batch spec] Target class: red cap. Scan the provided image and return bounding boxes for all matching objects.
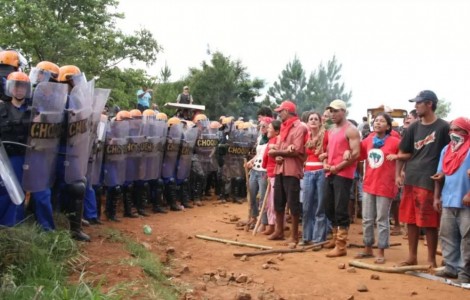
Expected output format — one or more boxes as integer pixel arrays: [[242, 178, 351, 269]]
[[274, 100, 296, 113]]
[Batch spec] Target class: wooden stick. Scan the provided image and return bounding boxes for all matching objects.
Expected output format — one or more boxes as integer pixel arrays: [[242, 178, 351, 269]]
[[215, 220, 238, 225], [243, 158, 252, 231], [195, 235, 272, 250], [348, 242, 401, 249], [233, 241, 329, 257], [349, 260, 431, 273], [253, 180, 271, 236]]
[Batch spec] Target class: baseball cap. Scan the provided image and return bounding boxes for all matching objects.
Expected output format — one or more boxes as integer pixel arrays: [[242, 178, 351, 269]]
[[409, 90, 438, 103], [326, 99, 347, 111], [274, 100, 296, 113]]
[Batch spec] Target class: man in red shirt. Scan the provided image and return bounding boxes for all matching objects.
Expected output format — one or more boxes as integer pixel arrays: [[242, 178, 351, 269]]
[[323, 99, 361, 257], [267, 100, 307, 244]]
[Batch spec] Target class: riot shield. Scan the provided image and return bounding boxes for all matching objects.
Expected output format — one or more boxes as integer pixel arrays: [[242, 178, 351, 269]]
[[64, 82, 93, 183], [142, 118, 167, 181], [88, 114, 108, 185], [224, 130, 253, 179], [176, 125, 198, 180], [195, 120, 219, 173], [126, 118, 146, 181], [22, 82, 68, 192], [103, 120, 128, 186], [0, 141, 25, 205], [86, 86, 110, 185], [161, 123, 183, 179]]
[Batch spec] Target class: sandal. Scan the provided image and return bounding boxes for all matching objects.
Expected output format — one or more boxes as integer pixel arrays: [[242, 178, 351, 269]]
[[374, 257, 386, 264], [354, 252, 374, 259]]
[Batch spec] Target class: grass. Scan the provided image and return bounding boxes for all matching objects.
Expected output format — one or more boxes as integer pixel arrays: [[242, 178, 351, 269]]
[[0, 224, 179, 299]]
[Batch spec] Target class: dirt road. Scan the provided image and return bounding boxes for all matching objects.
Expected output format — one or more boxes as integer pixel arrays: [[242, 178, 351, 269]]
[[80, 199, 469, 299]]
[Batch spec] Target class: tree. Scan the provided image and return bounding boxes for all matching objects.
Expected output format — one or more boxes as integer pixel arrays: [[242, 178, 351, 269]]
[[268, 56, 308, 109], [269, 55, 351, 114], [435, 98, 452, 119], [187, 52, 264, 120], [96, 67, 153, 110], [0, 0, 161, 78]]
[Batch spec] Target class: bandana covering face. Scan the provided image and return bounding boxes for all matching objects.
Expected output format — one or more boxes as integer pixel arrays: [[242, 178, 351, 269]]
[[442, 117, 470, 175]]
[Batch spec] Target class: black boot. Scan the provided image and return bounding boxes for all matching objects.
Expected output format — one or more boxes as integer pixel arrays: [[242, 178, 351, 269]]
[[123, 185, 138, 218], [232, 178, 243, 204], [149, 179, 167, 213], [66, 181, 90, 242], [165, 183, 181, 211], [180, 180, 193, 209], [133, 181, 149, 217], [90, 185, 103, 225], [106, 186, 121, 222]]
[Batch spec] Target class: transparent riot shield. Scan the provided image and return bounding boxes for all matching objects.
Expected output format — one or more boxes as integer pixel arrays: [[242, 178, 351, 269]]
[[126, 118, 145, 181], [88, 114, 108, 185], [176, 125, 198, 180], [64, 82, 93, 183], [161, 123, 183, 179], [142, 118, 167, 181], [0, 141, 25, 204], [22, 82, 68, 192], [103, 120, 128, 187]]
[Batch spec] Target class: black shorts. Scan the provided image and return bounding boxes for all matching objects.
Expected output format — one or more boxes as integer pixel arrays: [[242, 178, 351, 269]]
[[273, 175, 301, 216]]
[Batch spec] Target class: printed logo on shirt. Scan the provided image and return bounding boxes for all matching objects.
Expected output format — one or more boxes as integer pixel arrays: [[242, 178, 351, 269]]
[[414, 131, 436, 150], [367, 148, 384, 169]]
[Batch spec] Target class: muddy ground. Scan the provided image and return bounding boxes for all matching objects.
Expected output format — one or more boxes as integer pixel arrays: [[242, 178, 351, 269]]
[[78, 198, 469, 299]]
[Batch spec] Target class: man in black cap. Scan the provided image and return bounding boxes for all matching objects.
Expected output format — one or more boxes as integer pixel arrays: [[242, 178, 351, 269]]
[[395, 90, 450, 268]]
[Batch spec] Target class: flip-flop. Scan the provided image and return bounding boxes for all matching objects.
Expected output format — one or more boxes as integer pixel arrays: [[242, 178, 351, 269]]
[[394, 261, 417, 267], [374, 257, 386, 264], [354, 252, 374, 259]]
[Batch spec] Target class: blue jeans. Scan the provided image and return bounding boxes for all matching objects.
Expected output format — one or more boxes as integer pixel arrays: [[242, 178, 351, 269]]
[[302, 169, 326, 242], [440, 207, 470, 280], [362, 192, 392, 249], [249, 169, 267, 218]]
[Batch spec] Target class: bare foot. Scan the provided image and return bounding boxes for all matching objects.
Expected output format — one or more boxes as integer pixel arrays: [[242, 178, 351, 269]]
[[394, 259, 418, 267], [262, 228, 274, 235], [267, 232, 285, 240]]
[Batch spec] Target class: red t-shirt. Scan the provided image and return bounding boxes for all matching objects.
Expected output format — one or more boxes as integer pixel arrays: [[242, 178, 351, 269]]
[[360, 134, 400, 198], [262, 137, 278, 178], [304, 130, 329, 171]]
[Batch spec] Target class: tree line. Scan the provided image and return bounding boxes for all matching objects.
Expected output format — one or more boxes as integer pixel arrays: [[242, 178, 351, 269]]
[[0, 0, 450, 120]]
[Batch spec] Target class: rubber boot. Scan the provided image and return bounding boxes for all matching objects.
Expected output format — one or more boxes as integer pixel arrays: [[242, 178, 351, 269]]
[[67, 182, 90, 242], [106, 187, 121, 222], [326, 227, 348, 257], [180, 181, 194, 209], [166, 183, 181, 211], [133, 182, 149, 217], [150, 180, 167, 213], [324, 227, 337, 249], [123, 185, 138, 218]]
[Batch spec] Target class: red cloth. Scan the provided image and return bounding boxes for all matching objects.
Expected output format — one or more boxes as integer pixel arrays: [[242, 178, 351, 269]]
[[304, 130, 329, 171], [361, 134, 400, 198], [442, 117, 470, 175], [262, 137, 278, 177], [279, 116, 299, 142], [326, 123, 356, 179]]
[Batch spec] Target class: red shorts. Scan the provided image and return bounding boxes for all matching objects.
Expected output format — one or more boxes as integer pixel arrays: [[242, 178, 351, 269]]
[[399, 185, 439, 228]]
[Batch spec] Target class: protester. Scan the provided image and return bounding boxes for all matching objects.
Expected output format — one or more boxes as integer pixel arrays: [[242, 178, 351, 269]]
[[396, 90, 450, 267], [432, 117, 470, 283], [322, 99, 361, 257], [301, 111, 328, 245], [355, 113, 400, 264], [245, 117, 272, 230], [267, 100, 307, 244], [261, 120, 281, 235]]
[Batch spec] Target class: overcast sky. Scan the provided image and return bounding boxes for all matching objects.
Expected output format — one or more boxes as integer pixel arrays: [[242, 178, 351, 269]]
[[117, 0, 470, 122]]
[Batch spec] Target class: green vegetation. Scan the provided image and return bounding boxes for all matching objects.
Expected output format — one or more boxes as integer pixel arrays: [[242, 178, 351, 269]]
[[0, 225, 179, 299]]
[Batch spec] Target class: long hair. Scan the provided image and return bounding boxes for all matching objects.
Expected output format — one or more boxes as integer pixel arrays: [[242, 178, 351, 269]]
[[304, 111, 326, 155]]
